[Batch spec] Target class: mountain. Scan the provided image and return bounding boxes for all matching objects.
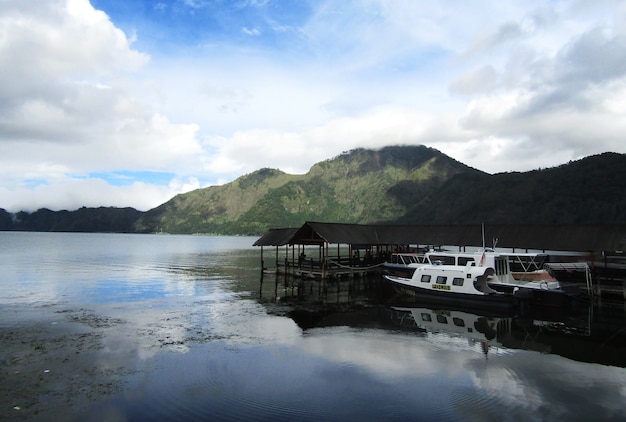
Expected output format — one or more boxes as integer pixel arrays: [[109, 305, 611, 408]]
[[396, 151, 626, 225], [134, 167, 302, 234], [2, 146, 625, 234], [134, 145, 478, 234], [1, 207, 142, 232]]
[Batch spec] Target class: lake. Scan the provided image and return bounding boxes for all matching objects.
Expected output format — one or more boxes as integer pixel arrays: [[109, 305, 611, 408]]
[[1, 232, 625, 421]]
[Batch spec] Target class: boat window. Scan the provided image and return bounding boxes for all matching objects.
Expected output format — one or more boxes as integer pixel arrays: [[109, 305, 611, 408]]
[[453, 318, 465, 327], [421, 313, 432, 322], [495, 256, 509, 276], [436, 315, 448, 324], [436, 276, 447, 284], [458, 257, 475, 266], [421, 275, 431, 283], [429, 255, 455, 265], [452, 277, 464, 286]]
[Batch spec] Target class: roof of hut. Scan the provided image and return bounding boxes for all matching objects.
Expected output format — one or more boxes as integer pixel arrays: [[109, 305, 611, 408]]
[[252, 228, 299, 246], [253, 221, 626, 252]]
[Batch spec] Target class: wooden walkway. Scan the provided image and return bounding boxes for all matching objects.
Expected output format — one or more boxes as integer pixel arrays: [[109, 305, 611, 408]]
[[267, 258, 383, 280]]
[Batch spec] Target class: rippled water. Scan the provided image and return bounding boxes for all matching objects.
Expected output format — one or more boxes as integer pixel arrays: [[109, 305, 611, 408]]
[[1, 232, 625, 421]]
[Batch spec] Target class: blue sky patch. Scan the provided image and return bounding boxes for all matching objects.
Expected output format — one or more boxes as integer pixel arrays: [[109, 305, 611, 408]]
[[88, 171, 176, 186]]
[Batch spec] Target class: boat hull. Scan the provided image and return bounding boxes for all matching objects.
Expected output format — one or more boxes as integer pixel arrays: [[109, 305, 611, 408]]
[[489, 283, 580, 308], [386, 276, 518, 312]]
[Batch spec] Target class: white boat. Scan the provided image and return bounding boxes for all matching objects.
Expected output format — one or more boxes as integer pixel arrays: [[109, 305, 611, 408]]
[[384, 260, 518, 311], [422, 249, 580, 307], [383, 252, 427, 278]]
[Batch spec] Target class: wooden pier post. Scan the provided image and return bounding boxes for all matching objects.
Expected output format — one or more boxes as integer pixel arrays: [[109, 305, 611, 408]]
[[260, 246, 264, 273]]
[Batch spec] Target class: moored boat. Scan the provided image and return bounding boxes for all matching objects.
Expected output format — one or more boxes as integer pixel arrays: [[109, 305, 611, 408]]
[[383, 252, 427, 278], [422, 249, 581, 308], [384, 261, 518, 312]]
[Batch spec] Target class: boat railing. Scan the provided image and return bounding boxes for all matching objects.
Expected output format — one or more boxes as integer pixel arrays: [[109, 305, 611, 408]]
[[387, 252, 427, 265]]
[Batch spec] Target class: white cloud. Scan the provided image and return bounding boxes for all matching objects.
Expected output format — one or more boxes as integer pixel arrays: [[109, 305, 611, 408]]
[[450, 66, 499, 95], [1, 0, 625, 212], [242, 27, 261, 36], [203, 106, 438, 176], [0, 0, 207, 211], [0, 177, 192, 212]]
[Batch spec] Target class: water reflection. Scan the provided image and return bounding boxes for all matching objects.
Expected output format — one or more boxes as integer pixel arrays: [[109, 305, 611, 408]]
[[260, 273, 626, 369], [389, 306, 509, 358], [254, 275, 626, 421], [258, 289, 626, 421], [2, 233, 626, 421]]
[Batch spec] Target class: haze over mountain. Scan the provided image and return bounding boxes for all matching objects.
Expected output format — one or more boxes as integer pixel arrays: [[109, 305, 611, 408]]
[[1, 146, 625, 235]]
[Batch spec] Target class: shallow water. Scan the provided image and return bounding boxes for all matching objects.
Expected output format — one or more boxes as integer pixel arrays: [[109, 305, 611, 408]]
[[1, 232, 625, 421]]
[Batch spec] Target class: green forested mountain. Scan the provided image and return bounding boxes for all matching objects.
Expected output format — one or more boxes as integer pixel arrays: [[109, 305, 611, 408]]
[[134, 145, 477, 234], [2, 146, 625, 234], [396, 151, 626, 225], [133, 167, 303, 234]]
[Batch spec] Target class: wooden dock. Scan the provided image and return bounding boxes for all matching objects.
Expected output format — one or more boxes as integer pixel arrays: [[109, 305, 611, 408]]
[[268, 257, 383, 280], [254, 222, 626, 302]]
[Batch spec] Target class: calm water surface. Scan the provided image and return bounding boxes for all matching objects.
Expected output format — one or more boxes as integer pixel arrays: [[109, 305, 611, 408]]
[[1, 232, 625, 421]]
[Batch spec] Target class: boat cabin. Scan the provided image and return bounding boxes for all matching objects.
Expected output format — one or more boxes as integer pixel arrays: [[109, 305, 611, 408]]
[[425, 250, 512, 280]]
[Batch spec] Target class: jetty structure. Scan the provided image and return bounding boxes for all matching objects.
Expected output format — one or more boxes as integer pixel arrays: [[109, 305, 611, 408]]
[[253, 222, 626, 301]]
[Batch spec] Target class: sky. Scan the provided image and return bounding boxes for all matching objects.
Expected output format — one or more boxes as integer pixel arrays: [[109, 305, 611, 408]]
[[1, 0, 626, 212]]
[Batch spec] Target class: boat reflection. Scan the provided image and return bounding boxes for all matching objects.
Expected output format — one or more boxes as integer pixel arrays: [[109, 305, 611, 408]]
[[258, 274, 626, 368], [388, 297, 604, 362], [388, 305, 510, 357]]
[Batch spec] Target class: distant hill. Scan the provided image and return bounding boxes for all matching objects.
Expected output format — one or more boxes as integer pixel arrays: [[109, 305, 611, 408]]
[[0, 207, 142, 233], [396, 152, 626, 225], [2, 146, 625, 234]]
